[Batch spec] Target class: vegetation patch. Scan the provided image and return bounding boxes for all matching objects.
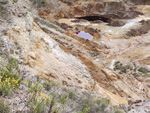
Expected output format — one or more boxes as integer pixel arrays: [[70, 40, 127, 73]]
[[23, 77, 123, 113], [13, 0, 18, 3], [88, 51, 100, 57], [114, 61, 150, 78], [28, 92, 51, 113], [0, 56, 21, 96], [30, 0, 45, 7], [0, 56, 124, 112], [138, 67, 150, 73], [114, 61, 133, 74]]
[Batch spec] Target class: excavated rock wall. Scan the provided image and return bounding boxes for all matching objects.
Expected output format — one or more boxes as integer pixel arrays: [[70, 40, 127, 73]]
[[56, 1, 126, 18], [131, 0, 150, 5], [54, 0, 143, 21]]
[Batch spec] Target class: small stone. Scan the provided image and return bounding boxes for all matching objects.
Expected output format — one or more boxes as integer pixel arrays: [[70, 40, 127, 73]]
[[28, 59, 36, 67], [0, 0, 8, 4], [105, 45, 111, 49], [28, 52, 36, 59], [103, 50, 109, 54], [19, 85, 28, 90]]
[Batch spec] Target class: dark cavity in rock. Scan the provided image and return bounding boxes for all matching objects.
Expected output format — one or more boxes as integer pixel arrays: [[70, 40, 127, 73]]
[[76, 16, 111, 23]]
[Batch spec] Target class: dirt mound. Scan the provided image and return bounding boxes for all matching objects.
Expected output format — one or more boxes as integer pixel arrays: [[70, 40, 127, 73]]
[[108, 20, 126, 27], [127, 20, 150, 37]]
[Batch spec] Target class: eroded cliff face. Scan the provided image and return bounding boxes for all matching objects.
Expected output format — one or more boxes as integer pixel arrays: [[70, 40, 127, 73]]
[[6, 15, 94, 90], [1, 0, 150, 112]]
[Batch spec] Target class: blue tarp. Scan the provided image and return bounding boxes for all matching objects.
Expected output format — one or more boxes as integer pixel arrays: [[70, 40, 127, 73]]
[[74, 31, 93, 40]]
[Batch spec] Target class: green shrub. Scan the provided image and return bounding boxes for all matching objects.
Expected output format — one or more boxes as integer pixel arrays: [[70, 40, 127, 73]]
[[126, 65, 133, 70], [114, 106, 123, 113], [138, 67, 149, 73], [88, 51, 100, 57], [7, 57, 18, 71], [26, 79, 51, 113], [133, 73, 140, 77], [0, 4, 7, 19], [78, 93, 111, 113], [43, 81, 51, 91], [0, 57, 21, 96], [0, 75, 21, 96], [28, 82, 43, 93], [79, 102, 91, 113], [114, 61, 122, 70], [60, 94, 68, 105], [41, 0, 45, 4], [114, 61, 134, 74], [43, 81, 59, 91], [13, 0, 18, 3], [0, 98, 10, 113], [68, 91, 76, 100], [27, 81, 59, 113], [51, 81, 59, 87], [29, 92, 51, 113]]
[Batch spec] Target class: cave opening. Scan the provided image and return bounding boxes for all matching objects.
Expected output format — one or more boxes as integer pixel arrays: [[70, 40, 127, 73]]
[[76, 16, 111, 23]]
